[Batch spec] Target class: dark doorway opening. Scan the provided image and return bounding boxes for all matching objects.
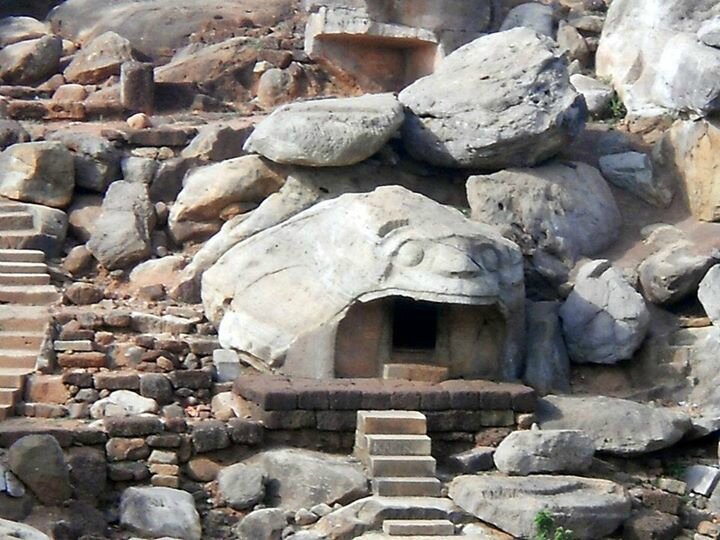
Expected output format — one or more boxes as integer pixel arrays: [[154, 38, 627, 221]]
[[392, 298, 438, 350]]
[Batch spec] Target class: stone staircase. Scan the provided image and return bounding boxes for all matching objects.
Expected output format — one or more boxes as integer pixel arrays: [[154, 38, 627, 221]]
[[0, 249, 58, 420], [355, 410, 458, 538]]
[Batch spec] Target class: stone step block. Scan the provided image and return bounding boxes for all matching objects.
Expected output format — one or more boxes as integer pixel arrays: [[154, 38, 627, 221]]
[[0, 262, 47, 274], [0, 272, 50, 286], [372, 477, 442, 497], [0, 350, 36, 369], [0, 332, 45, 350], [357, 434, 432, 456], [0, 212, 34, 230], [0, 285, 59, 304], [383, 363, 448, 383], [0, 369, 31, 388], [57, 351, 107, 368], [0, 249, 45, 263], [358, 410, 427, 436], [0, 404, 11, 420], [54, 340, 94, 352], [0, 387, 21, 406], [383, 519, 455, 536], [369, 455, 436, 478]]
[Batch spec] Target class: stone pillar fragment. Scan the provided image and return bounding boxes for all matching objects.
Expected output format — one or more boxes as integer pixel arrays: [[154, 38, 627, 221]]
[[121, 61, 154, 114]]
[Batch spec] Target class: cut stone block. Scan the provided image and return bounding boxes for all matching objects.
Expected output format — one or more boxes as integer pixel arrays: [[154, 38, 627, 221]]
[[369, 455, 436, 477], [357, 410, 427, 435], [383, 363, 449, 383], [212, 348, 241, 383], [685, 465, 720, 497], [383, 519, 455, 536], [359, 434, 432, 456], [372, 477, 442, 497]]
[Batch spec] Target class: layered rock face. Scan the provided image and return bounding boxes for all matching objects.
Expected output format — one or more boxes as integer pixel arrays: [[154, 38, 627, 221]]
[[597, 0, 720, 116]]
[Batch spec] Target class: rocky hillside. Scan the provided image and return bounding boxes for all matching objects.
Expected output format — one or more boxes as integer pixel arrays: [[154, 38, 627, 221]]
[[1, 0, 720, 539]]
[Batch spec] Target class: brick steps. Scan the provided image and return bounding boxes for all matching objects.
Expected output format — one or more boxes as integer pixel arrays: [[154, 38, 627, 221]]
[[0, 249, 56, 421]]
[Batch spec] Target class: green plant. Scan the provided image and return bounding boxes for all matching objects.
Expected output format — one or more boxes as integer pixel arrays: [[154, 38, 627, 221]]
[[609, 92, 627, 121], [534, 510, 574, 540], [666, 461, 688, 479]]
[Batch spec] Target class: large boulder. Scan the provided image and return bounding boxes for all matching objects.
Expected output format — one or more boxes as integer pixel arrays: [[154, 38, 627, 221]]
[[0, 34, 62, 85], [235, 508, 286, 540], [169, 155, 285, 243], [522, 301, 571, 395], [120, 486, 201, 540], [639, 242, 716, 305], [560, 260, 649, 364], [47, 132, 122, 192], [7, 435, 71, 505], [244, 94, 404, 167], [536, 395, 692, 455], [0, 142, 75, 208], [493, 429, 595, 475], [246, 449, 368, 510], [659, 118, 720, 222], [398, 27, 586, 169], [217, 463, 266, 511], [202, 186, 526, 379], [448, 474, 631, 539], [87, 181, 155, 270], [64, 31, 133, 84], [597, 0, 720, 116], [467, 161, 621, 265], [0, 16, 49, 47], [0, 519, 49, 540]]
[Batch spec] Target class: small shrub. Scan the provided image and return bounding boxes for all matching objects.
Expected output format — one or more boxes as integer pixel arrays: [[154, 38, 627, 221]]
[[609, 92, 627, 121], [534, 510, 574, 540]]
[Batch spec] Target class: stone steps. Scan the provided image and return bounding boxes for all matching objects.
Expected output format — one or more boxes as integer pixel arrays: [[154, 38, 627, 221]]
[[383, 520, 455, 536], [372, 477, 442, 497], [369, 456, 437, 477], [0, 249, 56, 421], [0, 211, 34, 230]]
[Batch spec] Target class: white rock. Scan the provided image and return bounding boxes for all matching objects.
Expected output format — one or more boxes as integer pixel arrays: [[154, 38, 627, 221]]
[[244, 93, 404, 166], [639, 243, 715, 305], [699, 18, 720, 48], [399, 27, 586, 169], [0, 519, 49, 540], [120, 486, 201, 540], [560, 260, 649, 364], [699, 265, 720, 327], [217, 463, 266, 510], [90, 390, 159, 418], [570, 73, 614, 115], [494, 429, 595, 475], [499, 3, 556, 37]]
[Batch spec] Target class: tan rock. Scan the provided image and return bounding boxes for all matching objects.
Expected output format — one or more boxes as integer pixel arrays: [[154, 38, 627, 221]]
[[26, 375, 69, 405], [64, 31, 134, 84], [127, 113, 151, 130]]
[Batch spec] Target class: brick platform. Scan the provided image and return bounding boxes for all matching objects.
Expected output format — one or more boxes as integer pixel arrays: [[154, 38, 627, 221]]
[[233, 376, 536, 433]]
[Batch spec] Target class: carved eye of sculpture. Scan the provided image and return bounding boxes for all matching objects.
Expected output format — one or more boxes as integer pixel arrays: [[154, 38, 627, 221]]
[[480, 248, 500, 271], [397, 242, 425, 267]]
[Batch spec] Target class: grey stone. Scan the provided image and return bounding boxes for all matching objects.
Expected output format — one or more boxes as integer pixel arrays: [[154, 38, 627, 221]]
[[523, 301, 571, 395], [0, 120, 30, 151], [139, 374, 173, 405], [446, 447, 495, 473], [622, 510, 680, 540], [235, 508, 286, 540], [499, 3, 556, 37], [247, 449, 369, 510], [0, 34, 62, 85], [0, 141, 75, 208], [467, 162, 620, 265], [536, 395, 691, 455], [8, 435, 71, 505], [191, 420, 230, 453], [244, 93, 404, 167], [120, 486, 201, 540], [560, 260, 649, 364], [122, 156, 158, 185], [87, 181, 155, 270], [699, 18, 720, 48], [182, 124, 251, 162], [639, 244, 715, 305], [493, 429, 595, 475], [570, 74, 614, 116], [0, 519, 48, 540], [399, 27, 586, 169], [64, 31, 134, 84], [599, 152, 673, 208], [684, 465, 720, 497], [449, 474, 631, 539], [699, 265, 720, 328], [213, 349, 242, 383], [0, 16, 49, 47], [121, 61, 154, 114], [218, 463, 266, 510], [47, 131, 121, 193]]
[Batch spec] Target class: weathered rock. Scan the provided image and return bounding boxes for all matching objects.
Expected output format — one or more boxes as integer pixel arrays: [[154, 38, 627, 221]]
[[0, 142, 75, 208], [67, 194, 102, 242], [217, 463, 266, 510], [90, 390, 159, 418], [523, 301, 570, 395], [0, 119, 30, 151], [169, 155, 284, 243], [493, 429, 595, 475], [560, 260, 649, 364], [599, 151, 672, 208], [499, 3, 556, 37], [447, 446, 496, 474], [64, 282, 104, 305], [570, 74, 614, 116], [639, 243, 715, 305], [47, 131, 121, 192], [699, 18, 720, 48], [536, 395, 691, 455], [64, 31, 133, 84], [235, 508, 286, 540], [700, 265, 720, 328], [246, 449, 368, 510], [87, 181, 155, 269], [0, 16, 49, 47], [202, 186, 526, 380], [448, 474, 631, 539], [0, 519, 49, 540], [557, 21, 591, 65], [244, 93, 404, 167], [398, 27, 586, 169], [120, 486, 201, 540], [67, 446, 107, 500], [597, 0, 720, 116], [622, 510, 681, 540], [659, 118, 720, 222], [467, 162, 620, 264], [181, 124, 251, 162], [0, 34, 62, 85], [120, 61, 153, 114], [8, 435, 71, 505], [128, 255, 186, 295], [139, 373, 174, 405], [190, 420, 229, 453]]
